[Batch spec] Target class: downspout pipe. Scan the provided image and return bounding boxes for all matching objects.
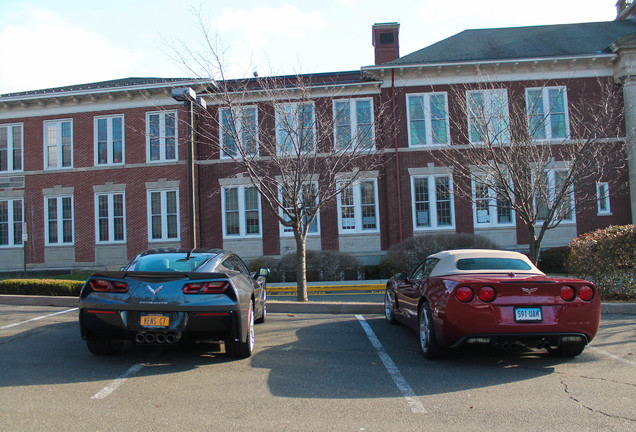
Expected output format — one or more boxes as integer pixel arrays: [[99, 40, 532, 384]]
[[392, 69, 404, 243]]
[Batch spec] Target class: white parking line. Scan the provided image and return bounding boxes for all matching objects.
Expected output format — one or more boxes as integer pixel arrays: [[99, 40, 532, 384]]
[[91, 363, 145, 400], [356, 314, 427, 414], [588, 346, 636, 367], [0, 308, 78, 330]]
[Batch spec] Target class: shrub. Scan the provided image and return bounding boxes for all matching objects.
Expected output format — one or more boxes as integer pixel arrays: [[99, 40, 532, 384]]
[[538, 247, 569, 274], [251, 250, 363, 282], [566, 225, 636, 300], [0, 279, 83, 296], [381, 232, 499, 274]]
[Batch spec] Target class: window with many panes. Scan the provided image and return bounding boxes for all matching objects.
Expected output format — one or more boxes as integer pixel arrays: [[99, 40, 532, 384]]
[[220, 106, 258, 158], [467, 89, 510, 144], [222, 186, 261, 238], [280, 183, 319, 236], [334, 98, 374, 150], [406, 93, 449, 146], [95, 192, 126, 243], [535, 169, 575, 222], [148, 189, 179, 241], [337, 179, 379, 234], [0, 124, 23, 172], [146, 111, 177, 162], [276, 103, 315, 155], [45, 196, 74, 245], [95, 115, 124, 165], [596, 182, 611, 215], [44, 120, 73, 169], [0, 199, 23, 247], [411, 175, 454, 230], [472, 178, 513, 226], [526, 87, 569, 141]]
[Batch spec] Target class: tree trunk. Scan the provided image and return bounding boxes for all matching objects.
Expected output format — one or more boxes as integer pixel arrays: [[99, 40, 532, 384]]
[[527, 224, 541, 265], [294, 230, 309, 302]]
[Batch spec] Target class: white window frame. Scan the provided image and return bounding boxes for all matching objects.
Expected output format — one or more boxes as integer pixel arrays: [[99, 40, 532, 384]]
[[44, 195, 74, 246], [333, 98, 375, 151], [406, 92, 450, 147], [466, 89, 510, 144], [147, 189, 180, 241], [411, 174, 455, 231], [534, 168, 576, 224], [44, 119, 73, 169], [279, 183, 320, 236], [0, 198, 23, 247], [0, 123, 23, 173], [146, 110, 178, 162], [525, 86, 570, 141], [221, 185, 262, 238], [336, 178, 380, 234], [596, 182, 611, 215], [94, 114, 125, 166], [219, 106, 259, 158], [95, 192, 126, 244], [275, 102, 316, 155], [471, 176, 515, 227]]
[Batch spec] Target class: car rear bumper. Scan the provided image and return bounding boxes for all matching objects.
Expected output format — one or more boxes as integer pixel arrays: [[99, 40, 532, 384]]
[[450, 332, 589, 349]]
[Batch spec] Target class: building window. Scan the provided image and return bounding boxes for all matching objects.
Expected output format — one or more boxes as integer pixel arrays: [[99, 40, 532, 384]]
[[222, 186, 261, 238], [45, 196, 74, 245], [148, 189, 179, 241], [280, 183, 319, 236], [95, 193, 126, 243], [146, 111, 177, 162], [337, 179, 379, 233], [0, 199, 23, 247], [0, 124, 23, 172], [472, 178, 513, 226], [334, 98, 374, 150], [596, 182, 611, 215], [95, 115, 124, 165], [406, 93, 449, 146], [535, 169, 575, 223], [44, 120, 73, 169], [276, 102, 315, 155], [526, 87, 569, 140], [411, 175, 455, 230], [467, 89, 509, 144], [220, 106, 258, 158]]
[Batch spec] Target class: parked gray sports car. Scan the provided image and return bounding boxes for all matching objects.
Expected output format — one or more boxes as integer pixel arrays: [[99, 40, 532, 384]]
[[79, 249, 269, 357]]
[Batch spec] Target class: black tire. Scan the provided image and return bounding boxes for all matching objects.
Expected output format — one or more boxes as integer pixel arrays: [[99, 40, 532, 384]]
[[226, 301, 255, 358], [384, 288, 396, 324], [86, 339, 124, 355], [419, 302, 443, 359], [548, 342, 586, 358]]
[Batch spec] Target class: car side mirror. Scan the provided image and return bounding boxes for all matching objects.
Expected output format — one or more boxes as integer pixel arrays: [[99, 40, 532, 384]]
[[255, 267, 270, 279], [395, 272, 407, 280]]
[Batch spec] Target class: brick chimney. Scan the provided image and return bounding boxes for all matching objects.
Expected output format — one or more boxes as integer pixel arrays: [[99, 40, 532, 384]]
[[372, 22, 400, 65]]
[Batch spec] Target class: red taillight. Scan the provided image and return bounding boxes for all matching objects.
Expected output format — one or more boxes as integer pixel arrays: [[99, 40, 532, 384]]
[[89, 279, 128, 293], [478, 286, 496, 302], [560, 286, 575, 302], [455, 286, 474, 302], [579, 285, 594, 301], [183, 282, 203, 294], [183, 281, 229, 294]]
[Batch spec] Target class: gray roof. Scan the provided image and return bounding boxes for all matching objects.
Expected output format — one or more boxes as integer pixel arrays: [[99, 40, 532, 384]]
[[384, 20, 636, 66]]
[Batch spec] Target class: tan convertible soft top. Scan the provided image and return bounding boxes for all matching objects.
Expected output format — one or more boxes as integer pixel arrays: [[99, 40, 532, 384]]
[[427, 249, 545, 277]]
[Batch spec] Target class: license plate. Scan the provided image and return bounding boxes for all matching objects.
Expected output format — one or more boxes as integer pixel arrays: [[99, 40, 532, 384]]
[[515, 307, 542, 322], [140, 314, 170, 327]]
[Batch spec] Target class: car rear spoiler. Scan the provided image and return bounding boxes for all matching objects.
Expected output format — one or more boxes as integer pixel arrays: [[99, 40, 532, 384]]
[[86, 271, 230, 282]]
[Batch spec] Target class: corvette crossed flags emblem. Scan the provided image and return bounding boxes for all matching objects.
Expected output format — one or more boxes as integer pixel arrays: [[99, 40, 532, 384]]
[[146, 285, 164, 295]]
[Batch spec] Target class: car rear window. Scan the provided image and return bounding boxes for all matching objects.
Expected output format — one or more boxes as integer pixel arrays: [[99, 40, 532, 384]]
[[134, 254, 212, 272], [456, 258, 532, 271]]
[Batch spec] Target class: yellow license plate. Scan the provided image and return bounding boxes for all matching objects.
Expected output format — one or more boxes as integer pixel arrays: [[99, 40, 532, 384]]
[[140, 314, 170, 327]]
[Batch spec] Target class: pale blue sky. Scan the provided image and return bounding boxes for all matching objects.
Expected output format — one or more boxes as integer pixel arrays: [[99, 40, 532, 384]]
[[0, 0, 618, 94]]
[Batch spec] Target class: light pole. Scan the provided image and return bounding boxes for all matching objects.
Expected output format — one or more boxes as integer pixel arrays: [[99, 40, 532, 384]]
[[171, 87, 207, 250]]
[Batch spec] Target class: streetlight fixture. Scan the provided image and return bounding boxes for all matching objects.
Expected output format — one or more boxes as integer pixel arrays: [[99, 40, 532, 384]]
[[172, 87, 207, 250]]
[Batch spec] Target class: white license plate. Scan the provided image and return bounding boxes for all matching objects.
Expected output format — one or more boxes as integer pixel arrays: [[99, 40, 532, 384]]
[[515, 307, 542, 322]]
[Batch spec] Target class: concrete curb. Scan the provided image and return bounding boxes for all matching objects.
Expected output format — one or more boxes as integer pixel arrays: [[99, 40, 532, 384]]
[[0, 294, 635, 315]]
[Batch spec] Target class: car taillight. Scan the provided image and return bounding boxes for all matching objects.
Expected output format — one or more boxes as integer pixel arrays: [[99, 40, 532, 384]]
[[560, 286, 575, 302], [478, 286, 496, 302], [455, 286, 474, 302], [579, 285, 594, 301], [183, 281, 229, 294], [89, 279, 129, 293]]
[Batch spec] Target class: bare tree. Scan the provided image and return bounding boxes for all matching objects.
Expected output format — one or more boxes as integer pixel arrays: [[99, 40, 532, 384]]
[[169, 14, 390, 301], [432, 76, 627, 263]]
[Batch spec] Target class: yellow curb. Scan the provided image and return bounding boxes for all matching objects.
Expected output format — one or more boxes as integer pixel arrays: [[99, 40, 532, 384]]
[[268, 284, 385, 293]]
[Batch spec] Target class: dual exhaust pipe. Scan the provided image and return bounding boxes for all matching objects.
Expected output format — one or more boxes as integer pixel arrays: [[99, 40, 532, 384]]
[[135, 332, 178, 344]]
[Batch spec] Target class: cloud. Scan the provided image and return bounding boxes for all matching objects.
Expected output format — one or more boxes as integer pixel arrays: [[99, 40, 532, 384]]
[[0, 7, 140, 93]]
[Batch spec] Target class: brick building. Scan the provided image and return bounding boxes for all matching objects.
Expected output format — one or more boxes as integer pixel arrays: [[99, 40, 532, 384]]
[[1, 8, 635, 272]]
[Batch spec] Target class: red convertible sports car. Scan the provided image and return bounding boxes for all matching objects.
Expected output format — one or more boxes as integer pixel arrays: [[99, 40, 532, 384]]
[[384, 249, 601, 359]]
